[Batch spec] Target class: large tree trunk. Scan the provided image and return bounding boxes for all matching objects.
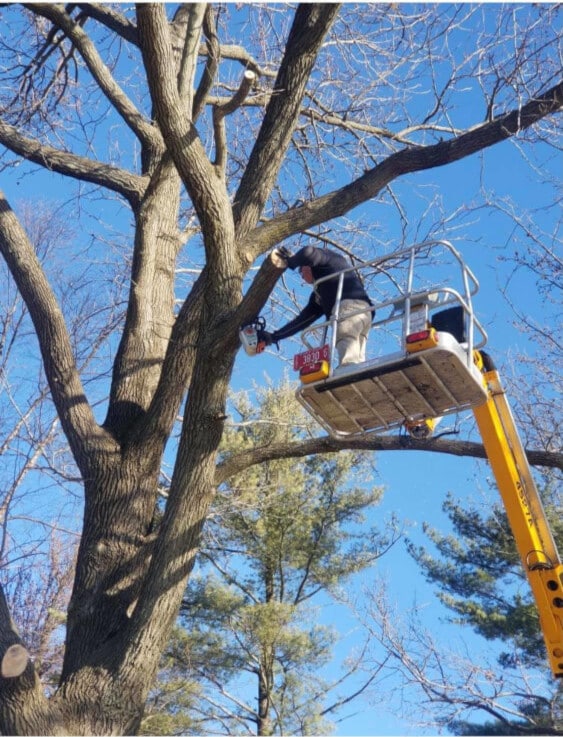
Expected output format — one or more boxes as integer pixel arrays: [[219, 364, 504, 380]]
[[105, 156, 182, 437], [0, 3, 561, 734]]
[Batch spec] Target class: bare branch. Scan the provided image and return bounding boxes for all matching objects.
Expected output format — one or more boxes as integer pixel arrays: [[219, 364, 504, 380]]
[[136, 3, 234, 265], [0, 191, 112, 474], [213, 70, 256, 174], [175, 4, 206, 113], [75, 4, 269, 79], [76, 3, 138, 45], [216, 433, 562, 486], [192, 6, 220, 121], [0, 119, 146, 208], [245, 79, 563, 258], [26, 3, 160, 151], [233, 3, 342, 240], [362, 585, 563, 735]]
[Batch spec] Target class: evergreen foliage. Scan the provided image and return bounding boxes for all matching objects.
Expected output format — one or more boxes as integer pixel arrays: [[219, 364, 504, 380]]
[[408, 478, 562, 733], [143, 381, 395, 735]]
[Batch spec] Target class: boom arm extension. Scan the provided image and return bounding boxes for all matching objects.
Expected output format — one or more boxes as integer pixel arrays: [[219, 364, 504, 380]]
[[286, 239, 562, 676], [473, 356, 563, 678]]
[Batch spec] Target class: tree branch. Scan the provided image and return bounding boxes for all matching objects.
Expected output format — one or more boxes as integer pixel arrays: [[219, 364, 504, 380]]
[[0, 119, 146, 209], [0, 191, 112, 474], [233, 3, 341, 241], [213, 249, 288, 356], [215, 433, 562, 486], [136, 3, 235, 270], [192, 6, 220, 121], [175, 3, 206, 113], [129, 269, 206, 450], [213, 70, 257, 174], [0, 582, 29, 681], [0, 583, 57, 734], [244, 79, 563, 258], [76, 3, 138, 45], [76, 4, 269, 80], [27, 3, 161, 152]]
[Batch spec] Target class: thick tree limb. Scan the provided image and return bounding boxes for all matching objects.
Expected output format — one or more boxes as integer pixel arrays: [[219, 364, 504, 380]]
[[130, 269, 207, 451], [0, 191, 112, 474], [0, 583, 60, 734], [0, 584, 29, 681], [233, 3, 341, 241], [104, 154, 182, 439], [0, 119, 146, 208], [136, 4, 235, 271], [175, 4, 206, 112], [215, 434, 562, 486], [216, 248, 289, 354], [133, 248, 286, 449], [192, 7, 220, 121], [213, 70, 257, 174], [244, 79, 563, 257], [76, 3, 138, 45]]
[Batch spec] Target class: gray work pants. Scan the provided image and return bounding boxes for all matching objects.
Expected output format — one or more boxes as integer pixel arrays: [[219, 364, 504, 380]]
[[334, 299, 372, 366]]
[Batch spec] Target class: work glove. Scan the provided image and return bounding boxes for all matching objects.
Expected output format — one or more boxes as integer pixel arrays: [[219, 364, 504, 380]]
[[256, 330, 277, 353], [273, 246, 293, 268], [277, 246, 293, 261]]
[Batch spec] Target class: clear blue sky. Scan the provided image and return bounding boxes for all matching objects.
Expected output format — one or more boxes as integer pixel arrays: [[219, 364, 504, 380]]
[[1, 4, 560, 734], [4, 76, 557, 737], [230, 129, 560, 734]]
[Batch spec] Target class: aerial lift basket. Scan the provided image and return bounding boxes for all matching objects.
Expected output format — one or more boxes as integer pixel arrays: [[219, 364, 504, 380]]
[[292, 240, 563, 677], [295, 240, 488, 437]]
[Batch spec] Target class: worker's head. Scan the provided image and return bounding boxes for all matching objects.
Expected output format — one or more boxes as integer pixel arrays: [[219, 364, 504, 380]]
[[299, 265, 314, 284]]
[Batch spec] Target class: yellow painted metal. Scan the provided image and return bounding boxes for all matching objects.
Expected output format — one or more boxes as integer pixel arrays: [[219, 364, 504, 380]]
[[405, 417, 437, 439], [299, 360, 330, 384], [473, 369, 563, 678]]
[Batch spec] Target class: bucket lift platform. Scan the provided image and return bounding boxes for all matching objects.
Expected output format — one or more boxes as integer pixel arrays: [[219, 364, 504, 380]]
[[290, 241, 563, 677], [298, 332, 487, 436], [294, 241, 489, 437]]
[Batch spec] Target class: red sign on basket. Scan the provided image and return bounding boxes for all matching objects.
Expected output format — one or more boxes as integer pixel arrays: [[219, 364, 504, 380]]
[[293, 344, 330, 371]]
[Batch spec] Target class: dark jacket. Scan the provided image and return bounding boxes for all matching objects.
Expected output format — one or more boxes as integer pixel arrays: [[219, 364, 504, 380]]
[[272, 246, 373, 342]]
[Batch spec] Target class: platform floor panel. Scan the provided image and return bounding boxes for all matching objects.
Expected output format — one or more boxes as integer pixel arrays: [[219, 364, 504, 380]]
[[297, 339, 488, 437]]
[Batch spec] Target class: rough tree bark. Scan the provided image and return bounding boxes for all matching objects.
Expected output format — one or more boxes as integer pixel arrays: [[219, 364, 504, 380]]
[[0, 3, 560, 734]]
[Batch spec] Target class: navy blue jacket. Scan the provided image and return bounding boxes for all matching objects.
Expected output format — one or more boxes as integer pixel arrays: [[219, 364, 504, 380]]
[[272, 246, 373, 342]]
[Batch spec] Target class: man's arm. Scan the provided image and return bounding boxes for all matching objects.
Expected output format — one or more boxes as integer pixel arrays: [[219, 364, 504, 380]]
[[285, 245, 325, 270], [258, 293, 323, 351], [272, 296, 323, 342]]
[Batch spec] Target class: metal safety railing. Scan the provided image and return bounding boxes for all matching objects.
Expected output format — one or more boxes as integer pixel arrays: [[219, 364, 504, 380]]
[[298, 240, 488, 377]]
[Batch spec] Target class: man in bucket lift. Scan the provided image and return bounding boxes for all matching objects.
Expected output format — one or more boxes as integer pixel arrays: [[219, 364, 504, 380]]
[[258, 246, 374, 367]]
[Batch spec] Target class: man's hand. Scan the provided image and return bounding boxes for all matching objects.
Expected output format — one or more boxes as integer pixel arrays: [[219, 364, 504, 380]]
[[278, 246, 293, 261], [256, 330, 274, 353], [272, 247, 292, 269]]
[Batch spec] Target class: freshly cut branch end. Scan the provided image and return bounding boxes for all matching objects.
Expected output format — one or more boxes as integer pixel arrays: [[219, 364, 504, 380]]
[[1, 644, 29, 678]]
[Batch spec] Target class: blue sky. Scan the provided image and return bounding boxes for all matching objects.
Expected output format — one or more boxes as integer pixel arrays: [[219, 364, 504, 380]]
[[5, 74, 558, 737], [1, 3, 561, 734], [229, 125, 561, 734], [5, 166, 554, 733]]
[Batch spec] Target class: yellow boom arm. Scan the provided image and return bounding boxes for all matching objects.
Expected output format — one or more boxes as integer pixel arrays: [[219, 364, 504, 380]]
[[473, 363, 563, 678]]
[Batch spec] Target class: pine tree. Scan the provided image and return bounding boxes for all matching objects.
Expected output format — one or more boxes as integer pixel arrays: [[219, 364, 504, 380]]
[[408, 477, 563, 734], [143, 380, 396, 735]]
